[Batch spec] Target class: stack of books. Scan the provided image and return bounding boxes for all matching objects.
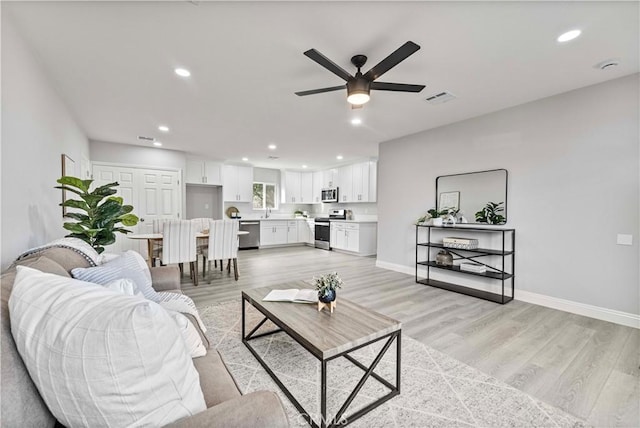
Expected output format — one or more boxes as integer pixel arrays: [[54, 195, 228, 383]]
[[443, 237, 479, 250], [460, 263, 487, 273]]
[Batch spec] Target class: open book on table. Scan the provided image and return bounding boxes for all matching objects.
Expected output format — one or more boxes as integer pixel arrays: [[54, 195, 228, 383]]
[[262, 289, 318, 303]]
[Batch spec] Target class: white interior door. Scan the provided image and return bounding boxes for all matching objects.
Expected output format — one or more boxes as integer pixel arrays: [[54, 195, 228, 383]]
[[92, 164, 181, 257]]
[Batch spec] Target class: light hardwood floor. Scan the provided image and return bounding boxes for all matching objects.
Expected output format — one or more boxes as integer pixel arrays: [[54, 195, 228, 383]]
[[182, 246, 639, 426]]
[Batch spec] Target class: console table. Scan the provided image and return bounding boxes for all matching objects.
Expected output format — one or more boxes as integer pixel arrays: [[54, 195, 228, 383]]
[[415, 225, 515, 304]]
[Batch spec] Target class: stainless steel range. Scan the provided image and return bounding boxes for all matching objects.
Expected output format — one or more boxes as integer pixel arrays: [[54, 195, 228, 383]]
[[314, 209, 346, 250]]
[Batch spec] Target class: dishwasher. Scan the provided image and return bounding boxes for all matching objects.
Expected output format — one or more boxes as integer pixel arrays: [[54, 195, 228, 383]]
[[238, 221, 260, 249]]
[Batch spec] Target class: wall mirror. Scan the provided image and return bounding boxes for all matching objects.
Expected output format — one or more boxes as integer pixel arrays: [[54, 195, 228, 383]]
[[436, 169, 508, 224]]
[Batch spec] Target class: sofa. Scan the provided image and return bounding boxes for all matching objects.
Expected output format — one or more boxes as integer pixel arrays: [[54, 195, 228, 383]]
[[1, 246, 289, 427]]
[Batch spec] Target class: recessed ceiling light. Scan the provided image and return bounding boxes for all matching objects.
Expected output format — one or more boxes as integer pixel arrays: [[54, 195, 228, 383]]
[[557, 29, 581, 43], [302, 165, 308, 169], [268, 144, 277, 150], [153, 141, 163, 147], [336, 155, 343, 160], [242, 157, 249, 161], [158, 125, 169, 132], [351, 118, 362, 126], [174, 68, 191, 77]]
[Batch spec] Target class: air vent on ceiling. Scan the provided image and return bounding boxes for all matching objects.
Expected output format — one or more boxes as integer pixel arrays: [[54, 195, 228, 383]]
[[425, 91, 456, 104], [137, 135, 155, 141], [268, 156, 280, 160]]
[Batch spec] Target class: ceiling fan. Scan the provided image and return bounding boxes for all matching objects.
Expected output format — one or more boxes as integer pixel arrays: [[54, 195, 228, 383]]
[[295, 41, 425, 107]]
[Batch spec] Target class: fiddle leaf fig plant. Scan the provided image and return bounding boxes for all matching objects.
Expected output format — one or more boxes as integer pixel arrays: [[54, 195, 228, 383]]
[[55, 176, 139, 254], [475, 201, 505, 225]]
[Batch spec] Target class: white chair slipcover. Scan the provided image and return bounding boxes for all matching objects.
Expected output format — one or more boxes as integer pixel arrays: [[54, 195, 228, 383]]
[[207, 219, 240, 281], [161, 220, 199, 285]]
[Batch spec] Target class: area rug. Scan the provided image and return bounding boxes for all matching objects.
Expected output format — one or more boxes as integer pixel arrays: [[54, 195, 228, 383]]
[[198, 301, 585, 427]]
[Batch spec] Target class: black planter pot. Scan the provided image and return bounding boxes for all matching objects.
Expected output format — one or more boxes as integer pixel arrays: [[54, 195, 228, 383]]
[[318, 289, 336, 303]]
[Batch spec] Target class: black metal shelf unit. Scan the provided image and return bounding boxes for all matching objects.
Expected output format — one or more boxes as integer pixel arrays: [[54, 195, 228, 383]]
[[415, 225, 515, 304]]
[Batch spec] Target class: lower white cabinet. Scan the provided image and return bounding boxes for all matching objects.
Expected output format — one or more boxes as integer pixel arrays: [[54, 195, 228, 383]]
[[298, 219, 314, 245], [260, 222, 288, 246], [287, 221, 298, 243], [260, 220, 305, 246], [330, 222, 377, 256]]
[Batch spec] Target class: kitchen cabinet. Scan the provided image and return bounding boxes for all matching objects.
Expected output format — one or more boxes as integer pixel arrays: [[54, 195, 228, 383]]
[[337, 165, 353, 203], [330, 221, 377, 256], [300, 173, 313, 203], [312, 171, 323, 203], [186, 160, 223, 185], [260, 221, 288, 246], [368, 161, 377, 202], [287, 221, 298, 243], [322, 168, 338, 188], [300, 219, 315, 245], [282, 171, 313, 204], [223, 165, 253, 202]]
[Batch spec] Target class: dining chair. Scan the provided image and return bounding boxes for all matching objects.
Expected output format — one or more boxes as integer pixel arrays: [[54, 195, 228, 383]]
[[207, 219, 240, 282], [150, 217, 173, 267], [160, 220, 199, 286], [190, 218, 214, 275]]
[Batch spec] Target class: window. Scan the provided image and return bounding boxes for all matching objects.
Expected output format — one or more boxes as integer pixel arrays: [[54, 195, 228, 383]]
[[253, 182, 277, 210]]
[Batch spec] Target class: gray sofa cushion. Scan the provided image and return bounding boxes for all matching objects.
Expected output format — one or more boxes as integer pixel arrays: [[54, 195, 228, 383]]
[[165, 391, 289, 428], [192, 350, 242, 407], [1, 256, 68, 428]]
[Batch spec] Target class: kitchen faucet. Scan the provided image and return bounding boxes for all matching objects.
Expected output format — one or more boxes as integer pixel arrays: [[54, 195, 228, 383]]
[[265, 208, 271, 218]]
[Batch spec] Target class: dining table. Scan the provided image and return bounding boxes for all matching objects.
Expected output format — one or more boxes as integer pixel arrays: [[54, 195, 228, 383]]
[[128, 231, 249, 267]]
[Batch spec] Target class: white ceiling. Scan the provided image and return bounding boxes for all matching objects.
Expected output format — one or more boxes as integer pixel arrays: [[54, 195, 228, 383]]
[[6, 1, 639, 170]]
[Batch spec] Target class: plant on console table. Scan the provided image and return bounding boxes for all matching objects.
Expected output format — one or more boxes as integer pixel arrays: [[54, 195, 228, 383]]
[[314, 272, 343, 313], [475, 201, 505, 225], [55, 176, 139, 254]]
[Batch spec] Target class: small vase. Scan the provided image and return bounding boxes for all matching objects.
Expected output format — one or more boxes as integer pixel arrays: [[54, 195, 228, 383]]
[[431, 217, 443, 226], [318, 289, 336, 303], [435, 250, 453, 267]]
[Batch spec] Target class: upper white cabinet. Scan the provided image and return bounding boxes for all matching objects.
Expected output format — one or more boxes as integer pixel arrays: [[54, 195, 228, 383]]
[[333, 160, 377, 203], [300, 172, 313, 203], [282, 171, 314, 204], [186, 160, 223, 185], [312, 171, 323, 203], [322, 168, 338, 188], [337, 165, 353, 203], [368, 161, 377, 202], [223, 165, 253, 202]]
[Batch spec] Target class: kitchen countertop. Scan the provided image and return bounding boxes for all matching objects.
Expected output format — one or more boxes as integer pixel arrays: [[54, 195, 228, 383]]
[[237, 217, 377, 223]]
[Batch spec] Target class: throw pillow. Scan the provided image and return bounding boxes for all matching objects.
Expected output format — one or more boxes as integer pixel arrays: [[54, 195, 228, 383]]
[[71, 250, 157, 300], [9, 266, 206, 427], [168, 310, 207, 358], [103, 277, 142, 296]]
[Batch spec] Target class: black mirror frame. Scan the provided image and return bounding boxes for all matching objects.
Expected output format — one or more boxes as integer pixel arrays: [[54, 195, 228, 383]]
[[435, 168, 508, 224]]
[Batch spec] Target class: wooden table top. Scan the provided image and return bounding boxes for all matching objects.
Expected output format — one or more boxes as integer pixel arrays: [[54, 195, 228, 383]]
[[243, 283, 401, 360]]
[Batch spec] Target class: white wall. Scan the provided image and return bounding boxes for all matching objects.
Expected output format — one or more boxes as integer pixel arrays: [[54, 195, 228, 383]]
[[1, 15, 90, 269], [378, 74, 639, 316]]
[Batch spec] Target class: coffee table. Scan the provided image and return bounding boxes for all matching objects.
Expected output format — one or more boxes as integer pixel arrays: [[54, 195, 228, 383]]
[[242, 285, 401, 428]]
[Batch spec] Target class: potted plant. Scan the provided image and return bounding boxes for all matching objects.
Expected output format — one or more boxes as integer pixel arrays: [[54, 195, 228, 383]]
[[475, 201, 505, 225], [55, 176, 139, 254], [314, 272, 343, 303]]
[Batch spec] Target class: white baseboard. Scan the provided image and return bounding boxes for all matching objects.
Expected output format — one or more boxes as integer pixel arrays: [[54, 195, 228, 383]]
[[375, 261, 640, 329], [515, 289, 640, 329], [375, 260, 415, 276]]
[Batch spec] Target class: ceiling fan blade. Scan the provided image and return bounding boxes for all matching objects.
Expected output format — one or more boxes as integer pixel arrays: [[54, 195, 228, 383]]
[[363, 41, 421, 81], [295, 85, 345, 96], [303, 49, 353, 82], [370, 82, 425, 92]]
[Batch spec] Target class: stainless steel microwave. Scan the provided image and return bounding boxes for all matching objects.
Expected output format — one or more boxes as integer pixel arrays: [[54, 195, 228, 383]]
[[321, 188, 339, 203]]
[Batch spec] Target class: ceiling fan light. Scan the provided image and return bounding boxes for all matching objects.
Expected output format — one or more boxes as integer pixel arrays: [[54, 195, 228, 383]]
[[347, 92, 370, 105], [347, 79, 371, 105]]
